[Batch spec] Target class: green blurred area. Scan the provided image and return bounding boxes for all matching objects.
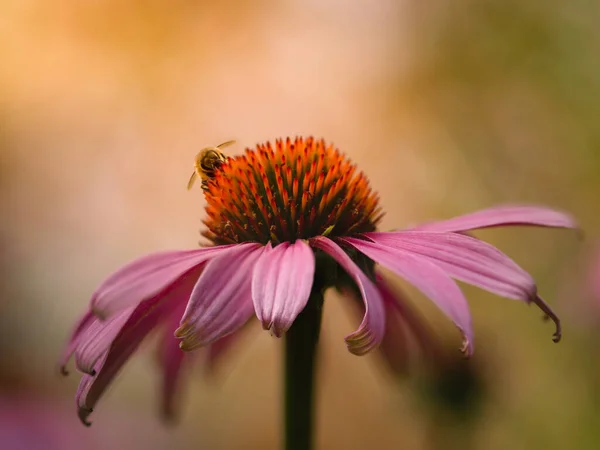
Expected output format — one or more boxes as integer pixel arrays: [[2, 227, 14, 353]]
[[0, 1, 598, 449]]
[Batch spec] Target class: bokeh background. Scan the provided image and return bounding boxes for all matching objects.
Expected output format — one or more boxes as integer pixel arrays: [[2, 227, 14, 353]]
[[1, 1, 599, 449]]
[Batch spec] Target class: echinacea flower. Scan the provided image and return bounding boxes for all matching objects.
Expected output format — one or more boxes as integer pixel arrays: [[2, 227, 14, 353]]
[[61, 137, 577, 425]]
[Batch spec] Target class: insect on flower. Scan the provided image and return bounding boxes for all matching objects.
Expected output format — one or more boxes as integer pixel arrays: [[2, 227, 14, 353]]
[[61, 136, 578, 425], [186, 140, 236, 191]]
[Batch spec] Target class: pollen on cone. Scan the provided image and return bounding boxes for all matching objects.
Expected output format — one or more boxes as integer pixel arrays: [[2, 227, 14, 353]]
[[201, 137, 384, 245]]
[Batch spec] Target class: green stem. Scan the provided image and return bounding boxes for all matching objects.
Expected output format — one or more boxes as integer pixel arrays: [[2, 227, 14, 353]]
[[284, 289, 324, 450]]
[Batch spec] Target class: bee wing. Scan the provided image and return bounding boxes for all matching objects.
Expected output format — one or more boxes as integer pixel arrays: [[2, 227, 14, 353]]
[[187, 171, 198, 190], [216, 140, 236, 149]]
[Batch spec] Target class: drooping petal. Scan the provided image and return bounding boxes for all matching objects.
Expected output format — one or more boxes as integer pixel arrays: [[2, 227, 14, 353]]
[[71, 266, 204, 376], [59, 310, 97, 375], [77, 301, 168, 426], [410, 205, 578, 233], [532, 295, 562, 343], [366, 231, 536, 300], [338, 280, 409, 374], [376, 275, 444, 374], [365, 231, 562, 343], [176, 243, 262, 350], [75, 267, 202, 425], [76, 303, 168, 426], [379, 294, 410, 374], [77, 365, 103, 426], [76, 317, 157, 427], [310, 236, 385, 355], [73, 308, 135, 375], [343, 237, 474, 356], [251, 240, 315, 337], [91, 246, 232, 317], [158, 307, 188, 422]]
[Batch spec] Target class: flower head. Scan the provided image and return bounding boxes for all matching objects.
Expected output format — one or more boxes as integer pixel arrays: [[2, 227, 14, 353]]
[[61, 136, 577, 424], [201, 138, 383, 245]]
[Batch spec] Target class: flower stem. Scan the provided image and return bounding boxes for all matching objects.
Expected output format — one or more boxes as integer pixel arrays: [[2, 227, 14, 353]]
[[284, 288, 324, 450]]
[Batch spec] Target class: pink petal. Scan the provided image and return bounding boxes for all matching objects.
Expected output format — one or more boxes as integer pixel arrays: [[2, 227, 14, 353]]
[[77, 369, 103, 426], [76, 320, 156, 427], [365, 231, 536, 301], [251, 241, 315, 337], [77, 301, 167, 426], [376, 275, 444, 370], [76, 303, 167, 426], [176, 244, 262, 350], [91, 246, 232, 317], [310, 236, 385, 355], [59, 310, 97, 375], [73, 308, 135, 375], [158, 309, 188, 422], [71, 266, 203, 376], [343, 237, 474, 356], [365, 231, 563, 343], [411, 205, 578, 233], [379, 296, 410, 373], [76, 267, 202, 426], [375, 278, 417, 374], [339, 281, 410, 374]]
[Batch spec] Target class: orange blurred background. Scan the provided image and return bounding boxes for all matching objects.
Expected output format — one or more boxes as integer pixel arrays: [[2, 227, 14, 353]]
[[1, 1, 599, 449]]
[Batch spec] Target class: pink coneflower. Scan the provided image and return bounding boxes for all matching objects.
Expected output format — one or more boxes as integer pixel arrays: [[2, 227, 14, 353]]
[[61, 137, 576, 428]]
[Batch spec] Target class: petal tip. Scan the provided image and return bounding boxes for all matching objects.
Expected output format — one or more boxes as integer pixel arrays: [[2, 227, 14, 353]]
[[460, 337, 474, 358], [265, 321, 288, 338], [179, 336, 204, 352], [178, 341, 193, 352], [75, 365, 97, 376], [78, 407, 93, 427], [174, 323, 192, 339], [347, 347, 367, 356], [271, 328, 285, 339], [74, 358, 98, 376], [344, 333, 377, 356], [346, 344, 371, 356], [533, 296, 562, 344]]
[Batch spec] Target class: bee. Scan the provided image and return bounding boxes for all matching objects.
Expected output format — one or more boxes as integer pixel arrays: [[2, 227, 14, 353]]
[[187, 140, 236, 191]]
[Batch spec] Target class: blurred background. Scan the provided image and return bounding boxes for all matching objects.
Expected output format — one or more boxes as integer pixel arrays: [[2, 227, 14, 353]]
[[1, 1, 599, 449]]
